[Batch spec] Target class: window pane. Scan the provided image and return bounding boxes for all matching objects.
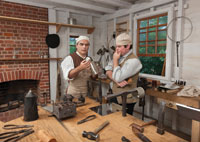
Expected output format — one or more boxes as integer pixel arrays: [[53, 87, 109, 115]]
[[147, 46, 155, 54], [140, 29, 147, 33], [70, 46, 76, 54], [148, 27, 156, 31], [149, 18, 157, 26], [148, 41, 155, 45], [140, 20, 147, 28], [140, 33, 146, 41], [159, 16, 168, 24], [158, 31, 166, 40], [70, 38, 76, 45], [139, 56, 165, 75], [148, 32, 156, 40], [158, 26, 167, 30], [139, 47, 146, 54], [158, 41, 166, 44], [157, 46, 166, 54], [139, 42, 146, 46]]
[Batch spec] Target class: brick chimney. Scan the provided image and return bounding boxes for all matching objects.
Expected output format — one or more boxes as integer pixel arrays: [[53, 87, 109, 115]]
[[0, 1, 50, 122]]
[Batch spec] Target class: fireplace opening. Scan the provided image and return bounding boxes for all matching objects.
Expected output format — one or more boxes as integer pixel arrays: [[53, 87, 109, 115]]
[[0, 80, 39, 112]]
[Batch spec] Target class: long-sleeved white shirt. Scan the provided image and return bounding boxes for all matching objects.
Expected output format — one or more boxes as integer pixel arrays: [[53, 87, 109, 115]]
[[105, 49, 142, 82], [61, 51, 85, 80]]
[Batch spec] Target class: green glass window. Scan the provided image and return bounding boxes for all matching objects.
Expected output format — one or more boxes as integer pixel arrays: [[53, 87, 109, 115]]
[[140, 20, 148, 28], [69, 37, 77, 54], [139, 56, 165, 75], [137, 13, 168, 76], [139, 47, 146, 54], [159, 16, 168, 25], [149, 18, 157, 26]]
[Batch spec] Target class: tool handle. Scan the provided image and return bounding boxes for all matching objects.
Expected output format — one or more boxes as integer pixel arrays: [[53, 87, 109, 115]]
[[142, 120, 156, 127], [93, 121, 109, 134], [37, 130, 57, 142], [138, 133, 152, 142], [131, 123, 144, 133]]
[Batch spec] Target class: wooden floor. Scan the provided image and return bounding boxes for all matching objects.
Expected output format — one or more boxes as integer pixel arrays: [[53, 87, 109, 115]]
[[0, 97, 188, 142]]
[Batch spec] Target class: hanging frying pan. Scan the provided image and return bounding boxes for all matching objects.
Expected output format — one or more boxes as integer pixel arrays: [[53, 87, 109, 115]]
[[45, 34, 60, 48]]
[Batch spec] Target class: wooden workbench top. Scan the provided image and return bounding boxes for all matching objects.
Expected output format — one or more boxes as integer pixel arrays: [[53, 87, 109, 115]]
[[146, 88, 200, 108], [62, 98, 187, 142], [0, 97, 188, 142], [0, 108, 81, 142]]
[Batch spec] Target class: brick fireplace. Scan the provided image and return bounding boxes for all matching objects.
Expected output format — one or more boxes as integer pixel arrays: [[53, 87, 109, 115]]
[[0, 1, 50, 122]]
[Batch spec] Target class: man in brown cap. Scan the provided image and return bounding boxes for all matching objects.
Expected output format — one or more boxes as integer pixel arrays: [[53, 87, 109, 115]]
[[105, 32, 142, 115]]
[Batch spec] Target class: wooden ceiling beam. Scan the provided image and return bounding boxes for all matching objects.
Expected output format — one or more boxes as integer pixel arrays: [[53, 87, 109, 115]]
[[41, 0, 115, 14], [94, 0, 132, 8]]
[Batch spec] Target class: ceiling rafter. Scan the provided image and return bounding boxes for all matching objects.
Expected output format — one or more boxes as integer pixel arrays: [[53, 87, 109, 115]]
[[93, 0, 133, 8], [41, 0, 116, 14]]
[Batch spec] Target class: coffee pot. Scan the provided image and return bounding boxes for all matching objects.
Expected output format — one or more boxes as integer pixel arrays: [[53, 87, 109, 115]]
[[24, 89, 39, 121]]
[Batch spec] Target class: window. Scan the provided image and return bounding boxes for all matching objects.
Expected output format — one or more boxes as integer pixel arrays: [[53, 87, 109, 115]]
[[137, 13, 168, 76], [69, 36, 78, 54]]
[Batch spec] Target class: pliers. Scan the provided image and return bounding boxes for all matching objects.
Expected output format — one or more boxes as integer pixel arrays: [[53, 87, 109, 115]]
[[3, 124, 34, 130], [77, 115, 96, 124], [0, 128, 34, 142]]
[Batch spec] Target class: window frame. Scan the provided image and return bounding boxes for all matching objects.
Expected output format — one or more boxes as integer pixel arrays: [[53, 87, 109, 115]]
[[133, 7, 174, 81]]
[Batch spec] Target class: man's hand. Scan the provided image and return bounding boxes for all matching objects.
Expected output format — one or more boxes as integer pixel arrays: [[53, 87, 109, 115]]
[[79, 60, 91, 70], [68, 60, 90, 79], [113, 50, 121, 61], [113, 49, 121, 68], [116, 80, 128, 88]]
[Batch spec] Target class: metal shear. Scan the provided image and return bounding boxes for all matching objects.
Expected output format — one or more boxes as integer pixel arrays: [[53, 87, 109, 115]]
[[3, 124, 34, 130], [77, 115, 96, 124], [0, 128, 34, 142]]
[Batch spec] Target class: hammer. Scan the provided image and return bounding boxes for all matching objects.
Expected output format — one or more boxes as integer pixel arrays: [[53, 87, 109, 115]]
[[82, 120, 109, 141], [132, 127, 152, 142], [130, 120, 157, 133]]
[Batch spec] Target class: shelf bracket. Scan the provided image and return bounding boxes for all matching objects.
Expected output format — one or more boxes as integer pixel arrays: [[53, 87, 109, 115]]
[[56, 24, 62, 33]]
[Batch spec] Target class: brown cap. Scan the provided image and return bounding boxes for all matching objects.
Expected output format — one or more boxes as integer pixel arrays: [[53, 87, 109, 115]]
[[116, 33, 132, 46]]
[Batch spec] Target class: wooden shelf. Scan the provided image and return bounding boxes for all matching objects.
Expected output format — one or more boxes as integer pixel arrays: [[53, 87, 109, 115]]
[[0, 58, 62, 61], [0, 15, 95, 34]]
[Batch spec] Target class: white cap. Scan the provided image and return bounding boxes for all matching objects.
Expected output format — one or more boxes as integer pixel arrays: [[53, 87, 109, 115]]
[[76, 36, 90, 44], [116, 33, 132, 46]]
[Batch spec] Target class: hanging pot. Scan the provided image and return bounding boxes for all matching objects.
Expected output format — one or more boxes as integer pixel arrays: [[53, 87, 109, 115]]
[[45, 34, 60, 48]]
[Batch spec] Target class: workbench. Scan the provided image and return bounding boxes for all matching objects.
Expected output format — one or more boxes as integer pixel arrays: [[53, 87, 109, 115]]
[[0, 97, 187, 142], [146, 88, 200, 142]]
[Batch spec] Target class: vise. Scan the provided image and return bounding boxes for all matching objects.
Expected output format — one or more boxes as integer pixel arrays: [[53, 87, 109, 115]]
[[104, 87, 145, 116]]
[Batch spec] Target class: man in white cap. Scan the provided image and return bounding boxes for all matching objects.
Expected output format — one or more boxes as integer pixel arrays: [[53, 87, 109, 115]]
[[105, 32, 142, 115], [61, 35, 92, 98]]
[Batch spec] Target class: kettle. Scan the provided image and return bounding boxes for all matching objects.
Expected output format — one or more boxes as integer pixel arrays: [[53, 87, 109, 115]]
[[24, 89, 39, 121]]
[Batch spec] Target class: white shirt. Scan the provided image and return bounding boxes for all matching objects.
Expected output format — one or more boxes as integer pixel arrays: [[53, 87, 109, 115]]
[[105, 49, 142, 82], [61, 51, 86, 80]]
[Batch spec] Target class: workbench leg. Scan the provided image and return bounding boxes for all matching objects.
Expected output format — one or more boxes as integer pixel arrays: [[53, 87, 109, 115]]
[[146, 96, 154, 117], [191, 120, 200, 142], [172, 109, 177, 131], [191, 102, 200, 142]]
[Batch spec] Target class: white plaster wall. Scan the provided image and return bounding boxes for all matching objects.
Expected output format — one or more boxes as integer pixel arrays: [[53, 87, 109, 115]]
[[182, 0, 200, 86], [93, 17, 103, 61], [56, 10, 69, 97]]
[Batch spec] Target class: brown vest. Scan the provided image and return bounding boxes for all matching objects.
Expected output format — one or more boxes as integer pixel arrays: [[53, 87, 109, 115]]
[[67, 52, 92, 98], [112, 53, 139, 104]]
